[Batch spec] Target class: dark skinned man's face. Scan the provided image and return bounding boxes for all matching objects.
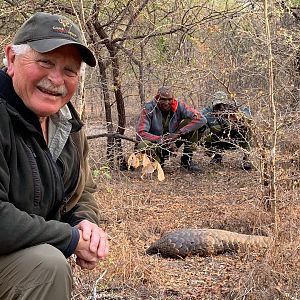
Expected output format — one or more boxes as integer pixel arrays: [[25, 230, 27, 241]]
[[157, 97, 172, 112]]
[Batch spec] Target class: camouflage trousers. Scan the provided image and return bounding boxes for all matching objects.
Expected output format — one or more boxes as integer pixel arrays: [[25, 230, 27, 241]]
[[201, 126, 252, 157]]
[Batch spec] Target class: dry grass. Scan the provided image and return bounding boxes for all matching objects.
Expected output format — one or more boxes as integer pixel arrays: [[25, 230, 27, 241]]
[[71, 125, 300, 300]]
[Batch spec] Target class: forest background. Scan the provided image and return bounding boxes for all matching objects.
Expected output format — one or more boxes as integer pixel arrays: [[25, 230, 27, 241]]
[[1, 0, 300, 299]]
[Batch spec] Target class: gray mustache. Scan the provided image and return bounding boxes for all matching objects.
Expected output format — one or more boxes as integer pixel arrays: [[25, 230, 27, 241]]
[[37, 79, 68, 97]]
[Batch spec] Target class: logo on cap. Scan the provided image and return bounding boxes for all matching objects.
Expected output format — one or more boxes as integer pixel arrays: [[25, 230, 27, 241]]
[[52, 17, 78, 39]]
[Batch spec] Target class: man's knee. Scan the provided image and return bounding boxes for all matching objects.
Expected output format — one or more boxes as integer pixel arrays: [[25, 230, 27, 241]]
[[30, 244, 71, 277], [135, 140, 161, 160], [14, 244, 72, 288], [136, 140, 155, 150], [22, 245, 72, 299], [0, 244, 72, 299]]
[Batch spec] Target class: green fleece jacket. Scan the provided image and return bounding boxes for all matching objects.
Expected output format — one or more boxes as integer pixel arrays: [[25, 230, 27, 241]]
[[0, 68, 99, 257]]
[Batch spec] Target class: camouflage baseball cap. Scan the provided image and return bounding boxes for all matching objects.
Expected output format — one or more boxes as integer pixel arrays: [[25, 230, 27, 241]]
[[212, 91, 228, 105], [157, 86, 174, 99], [13, 12, 96, 67]]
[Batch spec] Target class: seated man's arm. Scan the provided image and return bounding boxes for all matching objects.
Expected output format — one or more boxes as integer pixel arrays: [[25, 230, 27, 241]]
[[176, 101, 207, 136], [136, 108, 163, 142]]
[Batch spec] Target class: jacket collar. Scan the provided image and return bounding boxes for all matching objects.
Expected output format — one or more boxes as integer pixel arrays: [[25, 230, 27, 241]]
[[169, 99, 178, 112]]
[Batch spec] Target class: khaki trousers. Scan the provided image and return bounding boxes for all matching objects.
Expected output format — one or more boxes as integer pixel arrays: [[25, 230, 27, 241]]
[[0, 244, 72, 300]]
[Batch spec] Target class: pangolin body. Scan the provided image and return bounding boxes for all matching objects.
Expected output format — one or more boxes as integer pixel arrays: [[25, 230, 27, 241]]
[[146, 229, 271, 258]]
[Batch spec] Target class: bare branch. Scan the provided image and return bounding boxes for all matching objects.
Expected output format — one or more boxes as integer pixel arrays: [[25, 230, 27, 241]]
[[87, 133, 136, 143]]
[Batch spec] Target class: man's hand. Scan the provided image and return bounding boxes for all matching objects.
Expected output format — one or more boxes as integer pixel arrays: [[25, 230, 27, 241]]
[[74, 230, 98, 268], [76, 220, 109, 259], [168, 142, 178, 155], [74, 220, 109, 269], [76, 257, 98, 270], [162, 133, 181, 144]]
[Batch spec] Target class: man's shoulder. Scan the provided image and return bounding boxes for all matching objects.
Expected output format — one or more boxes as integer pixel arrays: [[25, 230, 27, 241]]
[[143, 99, 157, 110], [176, 99, 196, 110], [0, 97, 7, 106], [201, 106, 213, 115], [239, 105, 252, 118]]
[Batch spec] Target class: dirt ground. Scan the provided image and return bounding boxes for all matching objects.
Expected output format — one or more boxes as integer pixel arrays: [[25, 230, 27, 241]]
[[71, 139, 300, 300]]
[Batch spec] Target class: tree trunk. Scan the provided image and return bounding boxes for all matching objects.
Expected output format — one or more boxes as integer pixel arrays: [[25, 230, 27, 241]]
[[109, 46, 127, 169], [263, 0, 278, 232], [97, 57, 115, 162]]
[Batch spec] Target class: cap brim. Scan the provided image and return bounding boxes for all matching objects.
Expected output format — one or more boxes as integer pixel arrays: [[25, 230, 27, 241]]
[[28, 39, 96, 67], [212, 100, 223, 105]]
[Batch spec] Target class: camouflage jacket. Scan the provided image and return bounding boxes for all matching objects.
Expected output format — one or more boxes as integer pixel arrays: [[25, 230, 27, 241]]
[[201, 103, 252, 135]]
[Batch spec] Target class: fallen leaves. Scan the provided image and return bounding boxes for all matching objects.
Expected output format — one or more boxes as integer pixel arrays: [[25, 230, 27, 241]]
[[127, 153, 165, 181]]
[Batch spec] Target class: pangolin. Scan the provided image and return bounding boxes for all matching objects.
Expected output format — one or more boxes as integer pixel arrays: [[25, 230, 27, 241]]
[[146, 228, 271, 258]]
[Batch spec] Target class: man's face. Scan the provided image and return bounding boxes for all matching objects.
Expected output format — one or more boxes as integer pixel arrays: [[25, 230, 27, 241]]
[[5, 44, 82, 117], [158, 97, 173, 112]]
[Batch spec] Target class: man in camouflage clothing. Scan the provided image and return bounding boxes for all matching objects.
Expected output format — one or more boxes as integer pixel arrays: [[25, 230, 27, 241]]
[[200, 91, 253, 170]]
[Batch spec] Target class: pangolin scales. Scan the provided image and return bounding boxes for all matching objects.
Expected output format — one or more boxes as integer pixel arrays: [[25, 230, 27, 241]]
[[146, 228, 271, 258]]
